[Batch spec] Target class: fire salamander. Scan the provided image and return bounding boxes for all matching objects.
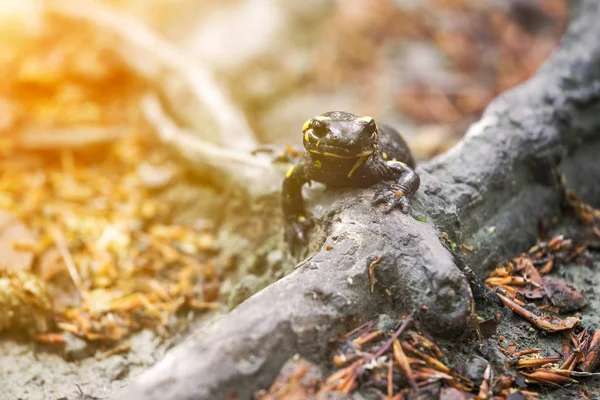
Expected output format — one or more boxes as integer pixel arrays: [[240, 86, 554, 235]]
[[282, 111, 420, 250]]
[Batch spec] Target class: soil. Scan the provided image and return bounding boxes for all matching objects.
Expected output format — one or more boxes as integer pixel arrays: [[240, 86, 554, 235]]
[[0, 313, 222, 400]]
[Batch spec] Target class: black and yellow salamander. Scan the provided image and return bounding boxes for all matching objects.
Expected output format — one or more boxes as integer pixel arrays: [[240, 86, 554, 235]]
[[282, 111, 420, 249]]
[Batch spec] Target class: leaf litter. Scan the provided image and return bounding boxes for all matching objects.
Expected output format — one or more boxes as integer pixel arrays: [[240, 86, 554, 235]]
[[0, 17, 222, 349]]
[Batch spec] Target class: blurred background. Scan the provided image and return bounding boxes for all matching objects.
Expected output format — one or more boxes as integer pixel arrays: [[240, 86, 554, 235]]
[[110, 0, 568, 159], [0, 0, 568, 160]]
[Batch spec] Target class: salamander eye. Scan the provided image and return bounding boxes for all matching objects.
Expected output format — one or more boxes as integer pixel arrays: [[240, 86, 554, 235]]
[[363, 118, 377, 136], [310, 119, 328, 138]]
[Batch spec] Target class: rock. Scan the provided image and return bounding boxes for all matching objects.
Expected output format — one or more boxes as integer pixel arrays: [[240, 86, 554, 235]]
[[478, 339, 509, 375], [464, 356, 489, 388], [374, 314, 396, 331], [63, 333, 93, 361], [545, 277, 588, 313]]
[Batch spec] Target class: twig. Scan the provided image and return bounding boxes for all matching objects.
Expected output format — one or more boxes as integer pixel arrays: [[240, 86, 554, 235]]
[[372, 314, 413, 360], [140, 94, 279, 196], [369, 255, 382, 292], [393, 338, 417, 390], [46, 0, 257, 152], [387, 358, 393, 398], [49, 225, 83, 293]]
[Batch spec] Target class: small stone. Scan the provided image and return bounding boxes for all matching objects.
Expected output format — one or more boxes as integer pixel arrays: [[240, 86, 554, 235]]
[[507, 391, 526, 400], [478, 339, 508, 374], [544, 277, 588, 313], [440, 387, 473, 400], [102, 355, 129, 381], [254, 356, 322, 399], [374, 314, 395, 331], [464, 356, 488, 387], [63, 333, 93, 361]]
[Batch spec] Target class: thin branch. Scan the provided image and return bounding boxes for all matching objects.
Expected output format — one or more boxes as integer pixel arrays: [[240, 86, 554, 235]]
[[46, 0, 257, 152]]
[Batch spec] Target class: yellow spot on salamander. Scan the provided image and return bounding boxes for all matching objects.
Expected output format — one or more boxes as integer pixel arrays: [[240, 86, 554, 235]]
[[298, 215, 306, 221], [382, 152, 388, 160], [286, 165, 295, 178], [355, 116, 374, 123], [387, 160, 407, 167], [314, 160, 322, 168], [357, 149, 375, 157], [304, 131, 310, 143], [316, 139, 321, 148], [302, 119, 312, 132], [323, 152, 347, 158], [347, 155, 369, 178]]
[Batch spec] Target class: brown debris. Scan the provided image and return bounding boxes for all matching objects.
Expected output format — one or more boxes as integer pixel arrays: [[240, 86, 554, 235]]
[[254, 357, 323, 400], [393, 338, 417, 390], [544, 277, 588, 313], [580, 330, 600, 372], [521, 370, 578, 385], [0, 268, 53, 333], [368, 255, 382, 292], [261, 300, 600, 400], [510, 357, 562, 369], [34, 332, 67, 344], [0, 18, 222, 342], [496, 292, 579, 332], [103, 342, 131, 357], [328, 316, 471, 396], [476, 363, 491, 399], [568, 192, 600, 225], [485, 233, 589, 333], [261, 313, 589, 399]]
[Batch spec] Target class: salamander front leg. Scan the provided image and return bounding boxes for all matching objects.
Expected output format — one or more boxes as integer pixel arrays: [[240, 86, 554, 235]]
[[281, 164, 312, 253], [372, 161, 420, 214]]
